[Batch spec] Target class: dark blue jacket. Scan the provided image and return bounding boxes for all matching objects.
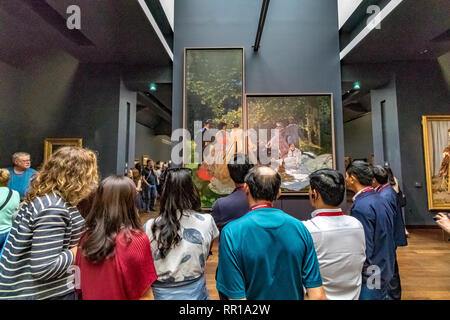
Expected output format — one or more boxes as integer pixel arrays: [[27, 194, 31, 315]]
[[350, 189, 396, 289], [379, 185, 408, 247], [212, 188, 249, 231]]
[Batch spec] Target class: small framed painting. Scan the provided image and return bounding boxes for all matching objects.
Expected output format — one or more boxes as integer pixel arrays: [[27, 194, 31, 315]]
[[44, 138, 83, 162]]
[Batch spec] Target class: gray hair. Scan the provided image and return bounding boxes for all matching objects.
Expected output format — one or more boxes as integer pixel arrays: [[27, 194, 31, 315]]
[[12, 152, 30, 164]]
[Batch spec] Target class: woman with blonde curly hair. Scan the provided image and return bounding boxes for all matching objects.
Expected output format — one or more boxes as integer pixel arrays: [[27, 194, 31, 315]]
[[0, 147, 98, 300]]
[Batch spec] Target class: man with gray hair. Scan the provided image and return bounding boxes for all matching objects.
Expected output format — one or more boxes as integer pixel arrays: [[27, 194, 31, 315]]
[[7, 152, 37, 199], [216, 166, 326, 300]]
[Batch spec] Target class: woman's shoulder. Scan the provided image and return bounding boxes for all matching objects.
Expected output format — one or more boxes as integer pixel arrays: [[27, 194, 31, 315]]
[[116, 229, 151, 254], [184, 210, 215, 225], [28, 193, 69, 212]]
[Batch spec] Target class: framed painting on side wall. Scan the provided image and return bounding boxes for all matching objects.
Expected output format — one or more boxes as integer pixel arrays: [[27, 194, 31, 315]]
[[422, 115, 450, 210]]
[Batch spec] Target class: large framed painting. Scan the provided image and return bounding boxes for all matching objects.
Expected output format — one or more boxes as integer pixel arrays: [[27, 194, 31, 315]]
[[422, 115, 450, 210], [44, 138, 82, 163], [246, 94, 335, 195], [183, 47, 245, 207]]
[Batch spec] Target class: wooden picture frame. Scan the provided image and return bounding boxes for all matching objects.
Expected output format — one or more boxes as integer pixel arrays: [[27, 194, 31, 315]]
[[422, 115, 450, 210], [246, 93, 336, 195], [44, 138, 82, 163]]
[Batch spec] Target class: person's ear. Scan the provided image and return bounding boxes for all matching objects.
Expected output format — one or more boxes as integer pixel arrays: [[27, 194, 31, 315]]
[[244, 184, 250, 196], [371, 178, 377, 188]]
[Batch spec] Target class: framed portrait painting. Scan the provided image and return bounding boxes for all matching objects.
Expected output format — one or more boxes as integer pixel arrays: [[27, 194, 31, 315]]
[[422, 115, 450, 210], [44, 138, 82, 163], [246, 93, 335, 195]]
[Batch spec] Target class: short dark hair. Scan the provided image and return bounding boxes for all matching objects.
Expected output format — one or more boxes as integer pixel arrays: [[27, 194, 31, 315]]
[[346, 161, 374, 186], [218, 122, 227, 130], [309, 169, 345, 206], [244, 166, 281, 202], [383, 164, 396, 186], [373, 165, 388, 185], [227, 153, 253, 184]]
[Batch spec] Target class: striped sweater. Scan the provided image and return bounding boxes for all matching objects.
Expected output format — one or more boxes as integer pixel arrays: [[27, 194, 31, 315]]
[[0, 192, 84, 300]]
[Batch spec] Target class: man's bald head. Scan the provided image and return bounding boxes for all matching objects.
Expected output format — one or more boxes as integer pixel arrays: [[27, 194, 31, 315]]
[[244, 166, 281, 202]]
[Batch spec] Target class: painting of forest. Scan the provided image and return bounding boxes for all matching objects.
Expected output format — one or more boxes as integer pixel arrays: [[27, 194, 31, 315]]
[[184, 48, 244, 207], [246, 95, 334, 194]]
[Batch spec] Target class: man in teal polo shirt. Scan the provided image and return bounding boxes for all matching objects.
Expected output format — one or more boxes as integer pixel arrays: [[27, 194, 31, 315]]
[[7, 152, 37, 200], [216, 166, 326, 300]]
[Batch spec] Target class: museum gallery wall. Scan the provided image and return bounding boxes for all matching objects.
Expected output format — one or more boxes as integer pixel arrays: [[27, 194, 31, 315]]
[[184, 48, 335, 207]]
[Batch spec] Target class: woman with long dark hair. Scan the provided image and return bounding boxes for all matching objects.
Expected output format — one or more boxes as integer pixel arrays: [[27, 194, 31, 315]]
[[75, 176, 158, 300], [144, 168, 219, 300]]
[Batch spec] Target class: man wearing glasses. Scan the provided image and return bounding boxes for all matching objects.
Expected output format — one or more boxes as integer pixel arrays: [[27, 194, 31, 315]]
[[7, 152, 37, 200]]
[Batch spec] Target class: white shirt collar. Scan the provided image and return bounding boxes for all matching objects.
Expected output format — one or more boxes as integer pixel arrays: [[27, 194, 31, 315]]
[[311, 208, 343, 218]]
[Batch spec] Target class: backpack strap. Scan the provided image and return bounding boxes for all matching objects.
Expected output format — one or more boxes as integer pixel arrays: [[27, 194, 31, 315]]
[[0, 189, 13, 211]]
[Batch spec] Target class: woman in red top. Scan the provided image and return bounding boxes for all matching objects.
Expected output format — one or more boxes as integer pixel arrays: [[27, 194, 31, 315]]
[[75, 175, 158, 300]]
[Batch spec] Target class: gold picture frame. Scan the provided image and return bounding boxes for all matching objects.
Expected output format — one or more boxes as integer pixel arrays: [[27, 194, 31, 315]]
[[422, 115, 450, 210], [44, 138, 83, 163]]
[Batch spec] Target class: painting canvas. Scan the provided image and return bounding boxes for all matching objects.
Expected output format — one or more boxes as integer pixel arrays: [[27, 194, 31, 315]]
[[422, 115, 450, 210], [246, 94, 335, 194], [184, 48, 244, 207]]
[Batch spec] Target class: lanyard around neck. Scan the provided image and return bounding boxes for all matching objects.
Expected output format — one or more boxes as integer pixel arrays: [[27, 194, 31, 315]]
[[249, 202, 273, 212]]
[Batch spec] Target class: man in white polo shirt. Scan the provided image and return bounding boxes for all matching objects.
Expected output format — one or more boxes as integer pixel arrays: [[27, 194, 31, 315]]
[[303, 169, 366, 300]]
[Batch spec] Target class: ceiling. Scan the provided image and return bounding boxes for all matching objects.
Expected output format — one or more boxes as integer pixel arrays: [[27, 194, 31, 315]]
[[340, 0, 450, 121], [0, 0, 173, 131], [0, 0, 172, 66], [342, 0, 450, 64]]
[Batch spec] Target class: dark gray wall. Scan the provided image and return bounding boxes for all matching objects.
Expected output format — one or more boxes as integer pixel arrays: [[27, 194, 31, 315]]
[[342, 60, 450, 225], [395, 61, 450, 225], [173, 0, 344, 220], [117, 80, 137, 175], [0, 50, 136, 179], [344, 113, 374, 161], [371, 77, 403, 187], [135, 123, 172, 162]]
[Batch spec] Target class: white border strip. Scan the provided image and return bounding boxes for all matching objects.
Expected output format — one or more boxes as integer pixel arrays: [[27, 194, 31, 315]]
[[340, 0, 403, 60], [137, 0, 174, 61]]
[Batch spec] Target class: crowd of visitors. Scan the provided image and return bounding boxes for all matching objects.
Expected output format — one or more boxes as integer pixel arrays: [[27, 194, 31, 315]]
[[0, 147, 447, 300]]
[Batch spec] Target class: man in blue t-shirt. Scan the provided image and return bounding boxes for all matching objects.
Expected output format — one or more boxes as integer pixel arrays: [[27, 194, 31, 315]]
[[216, 166, 326, 300], [7, 152, 37, 200]]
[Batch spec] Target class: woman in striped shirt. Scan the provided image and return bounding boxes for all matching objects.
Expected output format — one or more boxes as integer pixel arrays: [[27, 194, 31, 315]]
[[0, 147, 98, 300]]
